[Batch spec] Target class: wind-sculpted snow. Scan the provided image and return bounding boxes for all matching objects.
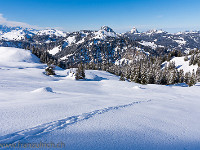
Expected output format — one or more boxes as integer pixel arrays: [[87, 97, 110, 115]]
[[31, 87, 54, 93], [0, 100, 151, 145]]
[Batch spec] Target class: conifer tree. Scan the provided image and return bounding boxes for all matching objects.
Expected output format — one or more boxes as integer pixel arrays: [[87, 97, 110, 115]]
[[184, 72, 191, 85], [196, 67, 200, 82], [179, 69, 185, 83], [188, 70, 196, 86], [75, 63, 85, 80], [119, 73, 125, 81]]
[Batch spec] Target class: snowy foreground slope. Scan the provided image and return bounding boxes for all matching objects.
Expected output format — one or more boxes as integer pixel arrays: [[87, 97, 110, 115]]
[[0, 47, 200, 150]]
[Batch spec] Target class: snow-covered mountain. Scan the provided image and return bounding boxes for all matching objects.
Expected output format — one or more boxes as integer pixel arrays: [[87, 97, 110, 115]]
[[0, 25, 67, 41], [125, 27, 200, 53], [93, 26, 117, 39], [1, 24, 200, 68], [130, 26, 139, 34], [36, 29, 67, 37]]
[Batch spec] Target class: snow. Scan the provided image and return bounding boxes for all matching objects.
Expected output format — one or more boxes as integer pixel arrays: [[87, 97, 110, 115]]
[[76, 37, 85, 44], [130, 27, 139, 34], [0, 47, 40, 67], [94, 26, 117, 40], [164, 56, 198, 73], [174, 37, 186, 45], [31, 87, 54, 93], [0, 47, 200, 149], [48, 46, 61, 55], [0, 27, 67, 41], [115, 58, 133, 65], [0, 30, 25, 41], [146, 29, 165, 35], [62, 36, 76, 48], [60, 53, 73, 60], [139, 41, 158, 49], [66, 36, 76, 45], [37, 29, 66, 37]]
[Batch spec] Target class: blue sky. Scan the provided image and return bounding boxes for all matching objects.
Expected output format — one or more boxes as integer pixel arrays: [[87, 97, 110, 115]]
[[0, 0, 200, 33]]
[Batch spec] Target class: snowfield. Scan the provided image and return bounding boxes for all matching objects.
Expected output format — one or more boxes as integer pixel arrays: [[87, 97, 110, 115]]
[[0, 47, 200, 149], [163, 56, 198, 73], [48, 46, 61, 55]]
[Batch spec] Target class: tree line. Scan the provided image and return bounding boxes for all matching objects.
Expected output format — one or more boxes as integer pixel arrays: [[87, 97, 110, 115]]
[[82, 54, 199, 86]]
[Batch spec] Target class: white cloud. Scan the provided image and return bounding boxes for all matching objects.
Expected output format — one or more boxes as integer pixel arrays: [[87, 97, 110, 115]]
[[0, 14, 42, 29]]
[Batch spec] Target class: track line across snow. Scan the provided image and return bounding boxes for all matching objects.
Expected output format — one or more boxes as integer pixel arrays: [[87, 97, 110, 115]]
[[0, 100, 151, 145]]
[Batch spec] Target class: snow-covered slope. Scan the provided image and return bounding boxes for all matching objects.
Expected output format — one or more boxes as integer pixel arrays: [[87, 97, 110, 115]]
[[0, 47, 40, 68], [0, 30, 26, 40], [48, 46, 61, 55], [139, 41, 158, 49], [0, 47, 200, 150], [163, 56, 198, 73], [36, 29, 67, 37]]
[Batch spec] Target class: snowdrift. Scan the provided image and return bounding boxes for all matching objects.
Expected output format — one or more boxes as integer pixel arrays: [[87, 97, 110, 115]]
[[0, 47, 40, 64]]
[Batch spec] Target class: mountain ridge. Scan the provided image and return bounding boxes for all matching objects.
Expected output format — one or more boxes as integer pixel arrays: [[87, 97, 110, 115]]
[[1, 25, 200, 68]]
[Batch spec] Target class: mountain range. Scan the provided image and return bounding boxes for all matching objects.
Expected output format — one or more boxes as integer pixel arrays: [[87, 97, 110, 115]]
[[1, 25, 200, 68]]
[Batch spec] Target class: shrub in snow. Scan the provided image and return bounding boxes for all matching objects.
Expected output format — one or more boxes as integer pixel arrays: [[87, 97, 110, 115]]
[[45, 64, 56, 75], [184, 56, 189, 61]]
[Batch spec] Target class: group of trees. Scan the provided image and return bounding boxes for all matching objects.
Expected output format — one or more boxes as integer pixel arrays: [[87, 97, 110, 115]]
[[40, 46, 199, 86], [112, 60, 197, 86], [188, 49, 200, 66], [31, 46, 66, 69], [83, 54, 199, 86]]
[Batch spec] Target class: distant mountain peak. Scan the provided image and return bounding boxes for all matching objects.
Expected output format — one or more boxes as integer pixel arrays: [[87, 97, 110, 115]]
[[101, 26, 115, 33], [130, 27, 139, 34], [92, 26, 117, 39]]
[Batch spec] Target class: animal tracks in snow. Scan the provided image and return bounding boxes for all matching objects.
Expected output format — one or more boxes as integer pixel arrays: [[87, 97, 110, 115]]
[[0, 100, 151, 145]]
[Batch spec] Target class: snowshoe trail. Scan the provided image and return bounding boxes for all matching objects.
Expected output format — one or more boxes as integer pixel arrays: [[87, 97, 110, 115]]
[[0, 100, 151, 145]]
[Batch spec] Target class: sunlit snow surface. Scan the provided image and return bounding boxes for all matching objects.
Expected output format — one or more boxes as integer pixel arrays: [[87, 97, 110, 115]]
[[163, 56, 198, 73], [0, 47, 200, 150]]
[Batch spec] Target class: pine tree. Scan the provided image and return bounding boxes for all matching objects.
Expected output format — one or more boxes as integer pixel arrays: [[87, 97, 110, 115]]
[[75, 63, 85, 80], [188, 70, 196, 86], [135, 66, 142, 84], [160, 69, 168, 85], [141, 67, 147, 84], [184, 72, 191, 85], [196, 67, 200, 82], [189, 55, 194, 66], [179, 69, 184, 83], [168, 69, 176, 85], [119, 73, 125, 81]]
